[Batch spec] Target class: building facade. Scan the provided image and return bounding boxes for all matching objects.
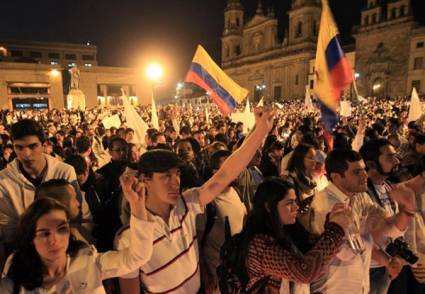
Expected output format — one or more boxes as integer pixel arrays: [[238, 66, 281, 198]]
[[222, 0, 425, 101], [0, 40, 151, 110], [222, 0, 321, 102]]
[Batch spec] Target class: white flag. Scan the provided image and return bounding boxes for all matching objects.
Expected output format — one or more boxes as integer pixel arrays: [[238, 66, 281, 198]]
[[340, 100, 352, 117], [256, 97, 264, 107], [231, 98, 255, 134], [122, 90, 148, 146], [245, 97, 251, 113], [408, 87, 422, 122], [151, 96, 159, 129], [102, 114, 121, 129], [305, 85, 314, 112]]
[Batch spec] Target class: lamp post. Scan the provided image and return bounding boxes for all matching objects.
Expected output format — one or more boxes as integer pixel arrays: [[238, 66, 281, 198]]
[[146, 64, 163, 129], [146, 63, 163, 99]]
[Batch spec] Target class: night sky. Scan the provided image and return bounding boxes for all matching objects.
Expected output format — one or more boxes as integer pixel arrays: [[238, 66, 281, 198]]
[[0, 0, 424, 97]]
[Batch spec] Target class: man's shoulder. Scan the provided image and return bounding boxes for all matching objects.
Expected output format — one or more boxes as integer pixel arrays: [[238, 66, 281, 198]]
[[0, 160, 19, 181], [46, 154, 73, 171]]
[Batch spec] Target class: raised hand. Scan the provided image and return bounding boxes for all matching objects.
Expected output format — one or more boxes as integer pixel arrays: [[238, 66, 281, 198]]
[[120, 175, 148, 221], [389, 183, 417, 213], [328, 203, 354, 228], [253, 106, 276, 133]]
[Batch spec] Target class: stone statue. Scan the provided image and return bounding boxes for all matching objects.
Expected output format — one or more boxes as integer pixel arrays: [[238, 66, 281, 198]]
[[69, 66, 80, 90]]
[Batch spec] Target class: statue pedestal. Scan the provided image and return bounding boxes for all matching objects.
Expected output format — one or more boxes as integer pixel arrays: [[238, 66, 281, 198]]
[[67, 89, 86, 110]]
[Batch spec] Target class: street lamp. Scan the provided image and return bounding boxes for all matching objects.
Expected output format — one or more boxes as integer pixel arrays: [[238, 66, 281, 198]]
[[146, 63, 163, 100], [49, 69, 60, 77], [146, 64, 163, 82]]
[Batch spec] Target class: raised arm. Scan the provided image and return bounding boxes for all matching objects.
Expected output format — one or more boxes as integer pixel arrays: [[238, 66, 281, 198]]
[[198, 108, 275, 207], [97, 175, 153, 279], [368, 184, 416, 242]]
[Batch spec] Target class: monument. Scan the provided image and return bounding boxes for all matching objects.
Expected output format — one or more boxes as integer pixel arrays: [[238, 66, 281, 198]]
[[66, 66, 86, 110]]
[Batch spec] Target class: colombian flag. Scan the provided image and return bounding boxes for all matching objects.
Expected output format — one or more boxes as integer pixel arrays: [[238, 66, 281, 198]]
[[185, 45, 249, 116], [314, 0, 353, 150]]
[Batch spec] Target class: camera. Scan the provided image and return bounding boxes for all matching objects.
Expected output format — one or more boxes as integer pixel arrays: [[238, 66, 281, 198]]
[[385, 237, 419, 264]]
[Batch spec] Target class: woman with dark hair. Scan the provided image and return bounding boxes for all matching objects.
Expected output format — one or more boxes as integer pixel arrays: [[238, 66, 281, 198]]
[[285, 144, 318, 227], [0, 175, 154, 293], [244, 177, 351, 293], [260, 140, 284, 177]]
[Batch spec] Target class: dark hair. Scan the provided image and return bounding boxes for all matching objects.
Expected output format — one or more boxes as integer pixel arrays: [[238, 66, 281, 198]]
[[180, 126, 191, 135], [210, 150, 232, 171], [359, 138, 391, 169], [137, 149, 184, 177], [95, 126, 105, 136], [151, 132, 165, 144], [214, 133, 229, 145], [244, 177, 311, 253], [287, 144, 314, 173], [76, 136, 91, 154], [300, 132, 320, 149], [35, 179, 73, 205], [414, 133, 425, 145], [7, 198, 85, 291], [267, 140, 284, 153], [147, 128, 159, 139], [11, 119, 45, 143], [325, 149, 362, 178], [414, 155, 425, 176], [109, 136, 127, 150], [125, 128, 134, 135], [65, 154, 87, 176], [263, 135, 278, 154]]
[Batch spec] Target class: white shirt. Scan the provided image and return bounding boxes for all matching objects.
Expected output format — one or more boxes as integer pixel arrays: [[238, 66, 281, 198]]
[[309, 182, 402, 294], [116, 188, 203, 294]]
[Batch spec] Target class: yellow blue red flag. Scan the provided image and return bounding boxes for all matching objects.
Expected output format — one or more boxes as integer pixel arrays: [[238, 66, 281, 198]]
[[185, 45, 249, 116], [314, 0, 353, 149]]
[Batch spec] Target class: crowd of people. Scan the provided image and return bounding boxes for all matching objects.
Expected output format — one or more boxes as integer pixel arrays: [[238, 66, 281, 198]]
[[0, 96, 423, 293]]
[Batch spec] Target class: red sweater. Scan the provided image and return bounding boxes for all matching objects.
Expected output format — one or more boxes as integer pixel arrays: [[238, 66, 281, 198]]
[[246, 222, 345, 293]]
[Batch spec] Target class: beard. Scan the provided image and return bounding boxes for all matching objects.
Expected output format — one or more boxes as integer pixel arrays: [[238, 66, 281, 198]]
[[379, 164, 400, 177]]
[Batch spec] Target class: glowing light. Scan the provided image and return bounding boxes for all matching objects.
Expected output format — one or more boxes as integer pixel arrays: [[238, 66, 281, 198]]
[[373, 84, 381, 91], [176, 82, 184, 90], [50, 69, 60, 77], [146, 64, 163, 81], [354, 73, 360, 79]]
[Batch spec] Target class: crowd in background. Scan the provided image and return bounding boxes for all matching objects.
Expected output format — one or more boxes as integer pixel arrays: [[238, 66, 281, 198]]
[[0, 96, 424, 293]]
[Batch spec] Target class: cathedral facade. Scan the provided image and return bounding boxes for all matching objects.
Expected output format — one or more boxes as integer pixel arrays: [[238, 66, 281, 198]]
[[221, 0, 425, 101]]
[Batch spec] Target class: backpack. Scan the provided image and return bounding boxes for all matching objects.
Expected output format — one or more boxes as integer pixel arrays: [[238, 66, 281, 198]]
[[216, 217, 269, 294]]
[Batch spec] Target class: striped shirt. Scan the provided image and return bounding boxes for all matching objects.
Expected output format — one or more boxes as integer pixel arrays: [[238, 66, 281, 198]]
[[115, 188, 203, 293]]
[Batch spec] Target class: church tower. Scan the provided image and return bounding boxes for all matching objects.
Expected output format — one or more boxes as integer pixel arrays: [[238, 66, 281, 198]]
[[287, 0, 321, 46], [222, 0, 244, 62]]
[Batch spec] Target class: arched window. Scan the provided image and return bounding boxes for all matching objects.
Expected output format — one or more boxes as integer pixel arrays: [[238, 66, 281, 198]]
[[400, 5, 406, 16], [296, 22, 303, 38], [235, 45, 241, 56], [372, 13, 377, 24], [236, 18, 240, 27], [312, 21, 318, 36], [390, 8, 397, 19], [364, 16, 369, 26]]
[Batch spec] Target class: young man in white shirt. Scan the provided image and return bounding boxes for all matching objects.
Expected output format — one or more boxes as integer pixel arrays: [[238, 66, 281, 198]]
[[309, 149, 417, 294], [116, 108, 275, 294]]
